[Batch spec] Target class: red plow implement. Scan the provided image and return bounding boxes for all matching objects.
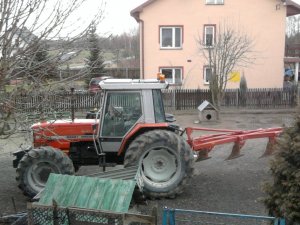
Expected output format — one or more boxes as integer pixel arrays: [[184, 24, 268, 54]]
[[185, 127, 283, 161]]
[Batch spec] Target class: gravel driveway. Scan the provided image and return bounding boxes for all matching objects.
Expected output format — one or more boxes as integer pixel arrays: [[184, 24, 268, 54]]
[[0, 110, 296, 223]]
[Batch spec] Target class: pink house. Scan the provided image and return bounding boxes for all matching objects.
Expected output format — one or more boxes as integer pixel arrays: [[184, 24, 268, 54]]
[[131, 0, 300, 89]]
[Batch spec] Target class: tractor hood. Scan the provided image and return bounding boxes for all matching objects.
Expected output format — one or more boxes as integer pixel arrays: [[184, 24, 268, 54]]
[[31, 119, 98, 151]]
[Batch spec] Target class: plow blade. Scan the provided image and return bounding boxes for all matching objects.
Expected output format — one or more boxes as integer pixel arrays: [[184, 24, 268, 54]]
[[185, 127, 283, 160], [261, 137, 277, 157], [195, 149, 211, 162], [226, 141, 245, 160]]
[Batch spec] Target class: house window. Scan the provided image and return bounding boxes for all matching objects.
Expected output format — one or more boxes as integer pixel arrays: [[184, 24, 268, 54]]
[[160, 27, 182, 49], [204, 66, 212, 84], [204, 25, 215, 46], [206, 0, 224, 4], [160, 68, 182, 84]]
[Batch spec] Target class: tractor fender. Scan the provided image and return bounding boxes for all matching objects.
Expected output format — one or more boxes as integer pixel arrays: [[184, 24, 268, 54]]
[[117, 123, 177, 156], [12, 147, 32, 168]]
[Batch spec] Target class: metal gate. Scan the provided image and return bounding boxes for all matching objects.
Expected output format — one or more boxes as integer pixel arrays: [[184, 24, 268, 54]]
[[162, 207, 286, 225]]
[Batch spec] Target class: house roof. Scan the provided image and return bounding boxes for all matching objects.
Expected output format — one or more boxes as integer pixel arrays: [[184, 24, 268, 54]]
[[131, 0, 156, 21], [286, 0, 300, 16], [198, 100, 218, 112], [130, 0, 300, 21]]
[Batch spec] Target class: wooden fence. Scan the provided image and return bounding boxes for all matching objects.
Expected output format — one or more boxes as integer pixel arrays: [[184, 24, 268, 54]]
[[14, 92, 102, 113], [9, 88, 297, 113], [163, 88, 297, 110]]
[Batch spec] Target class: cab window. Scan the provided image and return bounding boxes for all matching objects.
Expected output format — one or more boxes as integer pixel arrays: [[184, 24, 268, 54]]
[[101, 92, 142, 137], [152, 90, 166, 123]]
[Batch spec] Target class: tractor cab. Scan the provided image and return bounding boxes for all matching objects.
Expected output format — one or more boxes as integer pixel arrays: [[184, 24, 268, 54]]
[[86, 79, 175, 162], [98, 79, 168, 138]]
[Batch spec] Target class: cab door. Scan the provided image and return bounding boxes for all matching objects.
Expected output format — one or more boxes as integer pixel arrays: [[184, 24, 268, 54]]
[[100, 91, 143, 152]]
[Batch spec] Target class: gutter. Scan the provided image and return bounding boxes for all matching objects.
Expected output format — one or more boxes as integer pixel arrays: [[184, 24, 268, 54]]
[[140, 20, 144, 79], [130, 11, 145, 79]]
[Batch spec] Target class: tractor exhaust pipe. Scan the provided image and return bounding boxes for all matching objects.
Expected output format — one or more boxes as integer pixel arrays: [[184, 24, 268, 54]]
[[70, 88, 75, 122]]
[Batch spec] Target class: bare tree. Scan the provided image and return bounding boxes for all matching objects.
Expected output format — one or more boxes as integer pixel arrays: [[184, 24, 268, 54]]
[[198, 24, 255, 110], [0, 0, 105, 138], [286, 15, 300, 39], [286, 15, 300, 58]]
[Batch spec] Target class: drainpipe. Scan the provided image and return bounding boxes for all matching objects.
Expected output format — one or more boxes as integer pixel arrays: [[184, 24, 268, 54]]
[[132, 11, 144, 79], [138, 19, 145, 79], [296, 62, 299, 105]]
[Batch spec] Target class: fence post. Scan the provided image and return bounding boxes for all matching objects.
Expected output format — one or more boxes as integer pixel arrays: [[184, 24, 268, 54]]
[[52, 200, 59, 225], [162, 207, 168, 225], [162, 207, 176, 225], [175, 90, 179, 110], [38, 93, 44, 120], [237, 89, 239, 108], [151, 206, 158, 225], [169, 209, 176, 225], [275, 218, 286, 225]]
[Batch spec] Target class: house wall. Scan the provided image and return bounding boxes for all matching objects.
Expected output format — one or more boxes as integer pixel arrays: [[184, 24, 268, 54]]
[[137, 0, 286, 88]]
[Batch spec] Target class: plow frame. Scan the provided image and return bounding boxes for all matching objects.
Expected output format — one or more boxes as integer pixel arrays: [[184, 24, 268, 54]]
[[184, 127, 283, 160]]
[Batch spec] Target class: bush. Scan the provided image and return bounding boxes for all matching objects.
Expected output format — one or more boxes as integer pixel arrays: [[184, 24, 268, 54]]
[[263, 115, 300, 224]]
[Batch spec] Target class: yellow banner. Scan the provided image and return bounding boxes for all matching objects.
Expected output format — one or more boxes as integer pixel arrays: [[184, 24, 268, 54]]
[[229, 71, 240, 82]]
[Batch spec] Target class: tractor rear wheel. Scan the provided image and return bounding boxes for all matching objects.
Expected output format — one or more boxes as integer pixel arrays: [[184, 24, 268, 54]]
[[16, 146, 74, 197], [124, 130, 194, 198]]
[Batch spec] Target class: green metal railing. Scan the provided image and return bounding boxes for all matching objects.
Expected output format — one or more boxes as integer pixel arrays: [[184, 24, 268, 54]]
[[162, 207, 286, 225]]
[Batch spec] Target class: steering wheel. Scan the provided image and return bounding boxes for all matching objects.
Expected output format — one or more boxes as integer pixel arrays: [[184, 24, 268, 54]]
[[109, 105, 122, 117]]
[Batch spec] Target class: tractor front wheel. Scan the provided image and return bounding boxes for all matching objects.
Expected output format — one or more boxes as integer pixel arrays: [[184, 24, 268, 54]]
[[16, 146, 74, 197], [124, 130, 194, 198]]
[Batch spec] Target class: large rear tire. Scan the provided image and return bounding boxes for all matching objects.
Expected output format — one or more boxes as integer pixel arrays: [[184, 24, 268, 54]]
[[124, 130, 194, 198], [16, 146, 75, 197]]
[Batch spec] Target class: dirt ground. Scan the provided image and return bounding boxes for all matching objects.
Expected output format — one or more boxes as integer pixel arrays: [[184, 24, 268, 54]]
[[0, 109, 297, 222]]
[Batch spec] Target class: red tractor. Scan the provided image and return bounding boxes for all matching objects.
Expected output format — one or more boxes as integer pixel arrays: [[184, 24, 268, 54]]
[[13, 79, 194, 198], [13, 79, 282, 198]]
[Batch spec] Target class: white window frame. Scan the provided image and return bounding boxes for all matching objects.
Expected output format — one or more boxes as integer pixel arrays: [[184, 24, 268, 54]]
[[204, 66, 212, 84], [160, 26, 182, 49], [206, 0, 224, 5], [204, 25, 215, 46], [160, 68, 183, 84]]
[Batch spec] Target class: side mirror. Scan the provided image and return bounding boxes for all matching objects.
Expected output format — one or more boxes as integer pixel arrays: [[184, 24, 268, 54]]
[[165, 113, 176, 122]]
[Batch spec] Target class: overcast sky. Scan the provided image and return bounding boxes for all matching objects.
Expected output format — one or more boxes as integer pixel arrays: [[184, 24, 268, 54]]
[[98, 0, 300, 35], [98, 0, 146, 35]]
